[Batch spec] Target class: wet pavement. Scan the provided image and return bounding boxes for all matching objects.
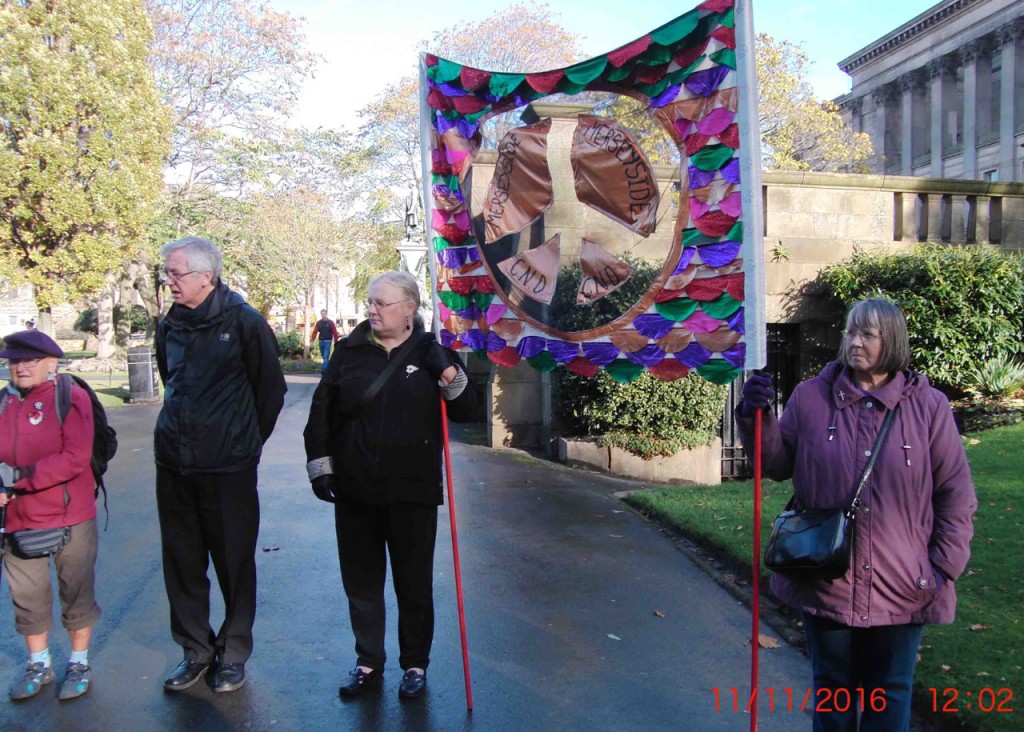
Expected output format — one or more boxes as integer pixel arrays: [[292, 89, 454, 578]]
[[0, 375, 812, 731]]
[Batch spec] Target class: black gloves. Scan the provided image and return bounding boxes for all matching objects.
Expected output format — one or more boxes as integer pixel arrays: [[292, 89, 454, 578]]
[[424, 342, 455, 382], [311, 475, 336, 504], [739, 372, 775, 417]]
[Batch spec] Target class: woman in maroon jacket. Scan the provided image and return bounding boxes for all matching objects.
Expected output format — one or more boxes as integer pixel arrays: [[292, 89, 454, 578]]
[[738, 298, 976, 732], [0, 330, 99, 701]]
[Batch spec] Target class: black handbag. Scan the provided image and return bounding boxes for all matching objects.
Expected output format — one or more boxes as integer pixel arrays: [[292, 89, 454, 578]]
[[10, 526, 70, 558], [764, 405, 898, 581]]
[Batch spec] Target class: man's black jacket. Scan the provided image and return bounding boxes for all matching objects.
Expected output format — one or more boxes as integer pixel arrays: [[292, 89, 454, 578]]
[[303, 322, 479, 506], [155, 282, 287, 474]]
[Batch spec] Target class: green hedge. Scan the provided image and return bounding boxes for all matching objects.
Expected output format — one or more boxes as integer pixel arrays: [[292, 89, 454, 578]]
[[556, 369, 728, 459], [821, 245, 1024, 394], [276, 331, 303, 358]]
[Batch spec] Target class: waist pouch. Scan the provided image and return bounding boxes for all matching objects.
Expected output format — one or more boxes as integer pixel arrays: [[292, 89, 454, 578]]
[[10, 526, 71, 558]]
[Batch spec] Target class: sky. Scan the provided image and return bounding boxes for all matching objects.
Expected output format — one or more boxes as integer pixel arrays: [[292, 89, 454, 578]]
[[269, 0, 942, 131]]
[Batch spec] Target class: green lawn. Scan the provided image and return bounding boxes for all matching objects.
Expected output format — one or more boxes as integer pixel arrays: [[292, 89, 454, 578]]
[[626, 423, 1024, 732], [68, 371, 138, 409]]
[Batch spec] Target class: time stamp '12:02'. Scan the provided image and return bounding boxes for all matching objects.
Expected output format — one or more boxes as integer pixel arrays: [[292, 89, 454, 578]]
[[929, 688, 1014, 713]]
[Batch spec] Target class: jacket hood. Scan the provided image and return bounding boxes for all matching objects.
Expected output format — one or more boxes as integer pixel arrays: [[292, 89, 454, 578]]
[[819, 360, 928, 412]]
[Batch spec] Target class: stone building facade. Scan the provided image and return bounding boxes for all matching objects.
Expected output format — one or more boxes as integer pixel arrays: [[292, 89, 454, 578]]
[[837, 0, 1024, 182]]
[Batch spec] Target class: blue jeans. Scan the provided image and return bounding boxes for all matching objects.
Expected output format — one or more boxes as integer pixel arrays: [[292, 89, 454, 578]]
[[319, 339, 332, 373], [803, 614, 923, 732]]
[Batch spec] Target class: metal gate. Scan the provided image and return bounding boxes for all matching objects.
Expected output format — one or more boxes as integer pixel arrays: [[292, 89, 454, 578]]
[[720, 324, 801, 479]]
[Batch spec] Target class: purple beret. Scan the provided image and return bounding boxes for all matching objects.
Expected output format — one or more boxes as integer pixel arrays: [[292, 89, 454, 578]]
[[0, 330, 64, 360]]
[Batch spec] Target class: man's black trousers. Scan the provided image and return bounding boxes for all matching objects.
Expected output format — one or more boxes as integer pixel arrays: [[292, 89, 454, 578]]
[[156, 465, 260, 665], [335, 497, 438, 671]]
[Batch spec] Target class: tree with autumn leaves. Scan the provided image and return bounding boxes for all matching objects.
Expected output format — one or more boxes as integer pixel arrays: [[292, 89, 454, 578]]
[[757, 34, 871, 172], [0, 0, 169, 345]]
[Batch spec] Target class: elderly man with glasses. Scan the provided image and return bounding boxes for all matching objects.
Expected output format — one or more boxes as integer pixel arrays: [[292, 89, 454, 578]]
[[154, 236, 286, 694]]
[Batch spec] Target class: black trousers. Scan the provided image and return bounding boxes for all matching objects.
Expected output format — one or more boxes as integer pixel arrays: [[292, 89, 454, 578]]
[[156, 466, 260, 665], [335, 498, 438, 671]]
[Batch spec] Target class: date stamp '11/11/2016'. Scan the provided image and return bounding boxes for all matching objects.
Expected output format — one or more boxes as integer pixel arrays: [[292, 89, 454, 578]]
[[712, 687, 1015, 714]]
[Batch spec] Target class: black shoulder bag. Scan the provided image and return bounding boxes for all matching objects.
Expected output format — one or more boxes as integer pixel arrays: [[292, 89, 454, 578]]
[[764, 405, 898, 581]]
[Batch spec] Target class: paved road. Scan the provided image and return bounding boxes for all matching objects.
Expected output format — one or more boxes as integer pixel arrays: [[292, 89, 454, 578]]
[[0, 375, 812, 731]]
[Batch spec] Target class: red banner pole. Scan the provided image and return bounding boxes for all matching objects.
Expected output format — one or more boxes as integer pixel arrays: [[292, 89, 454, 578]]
[[440, 397, 474, 711], [751, 407, 763, 732]]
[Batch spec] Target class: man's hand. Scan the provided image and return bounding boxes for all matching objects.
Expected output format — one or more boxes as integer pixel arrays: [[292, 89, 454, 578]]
[[311, 475, 336, 504]]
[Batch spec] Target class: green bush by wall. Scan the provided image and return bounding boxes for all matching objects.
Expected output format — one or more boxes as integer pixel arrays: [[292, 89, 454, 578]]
[[556, 369, 728, 459], [822, 245, 1024, 394]]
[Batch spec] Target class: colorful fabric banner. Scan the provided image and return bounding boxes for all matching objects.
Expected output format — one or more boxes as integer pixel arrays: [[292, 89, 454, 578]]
[[482, 119, 553, 244], [571, 116, 660, 237], [420, 0, 765, 383], [576, 238, 634, 306], [496, 233, 560, 305]]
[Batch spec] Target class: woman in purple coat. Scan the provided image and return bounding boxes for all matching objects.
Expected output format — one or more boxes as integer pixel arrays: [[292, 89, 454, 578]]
[[738, 297, 976, 732]]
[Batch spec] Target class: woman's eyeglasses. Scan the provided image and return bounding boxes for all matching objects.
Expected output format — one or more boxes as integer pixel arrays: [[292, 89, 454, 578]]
[[845, 329, 880, 342], [364, 299, 407, 311]]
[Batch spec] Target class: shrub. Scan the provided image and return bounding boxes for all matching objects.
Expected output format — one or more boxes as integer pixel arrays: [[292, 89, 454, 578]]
[[967, 354, 1024, 399], [822, 245, 1024, 393], [555, 369, 728, 459], [276, 331, 303, 358]]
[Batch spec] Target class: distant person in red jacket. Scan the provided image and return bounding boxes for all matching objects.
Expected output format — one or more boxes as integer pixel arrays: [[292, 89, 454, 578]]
[[0, 330, 99, 701], [314, 309, 340, 375]]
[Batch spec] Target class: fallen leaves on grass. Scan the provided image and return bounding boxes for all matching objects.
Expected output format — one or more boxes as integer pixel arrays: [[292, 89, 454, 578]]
[[968, 624, 993, 631]]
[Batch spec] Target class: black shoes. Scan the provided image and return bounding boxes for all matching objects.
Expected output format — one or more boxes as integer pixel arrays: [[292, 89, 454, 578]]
[[209, 662, 246, 693], [163, 659, 210, 692], [398, 669, 426, 699], [338, 667, 381, 697]]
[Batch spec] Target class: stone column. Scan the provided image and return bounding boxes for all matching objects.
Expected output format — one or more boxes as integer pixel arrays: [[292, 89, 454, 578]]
[[899, 75, 914, 175], [998, 23, 1023, 181], [961, 41, 983, 180], [840, 96, 863, 134], [928, 57, 953, 178], [871, 87, 891, 173]]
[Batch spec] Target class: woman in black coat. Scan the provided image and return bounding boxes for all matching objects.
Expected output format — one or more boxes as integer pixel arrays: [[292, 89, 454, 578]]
[[304, 271, 479, 700]]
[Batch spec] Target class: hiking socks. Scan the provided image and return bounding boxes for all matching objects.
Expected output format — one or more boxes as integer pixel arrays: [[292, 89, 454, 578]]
[[69, 649, 89, 666], [30, 648, 51, 668]]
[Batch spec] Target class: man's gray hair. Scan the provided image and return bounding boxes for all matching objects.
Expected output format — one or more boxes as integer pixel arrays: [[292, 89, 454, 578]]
[[160, 236, 223, 281], [838, 297, 911, 373]]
